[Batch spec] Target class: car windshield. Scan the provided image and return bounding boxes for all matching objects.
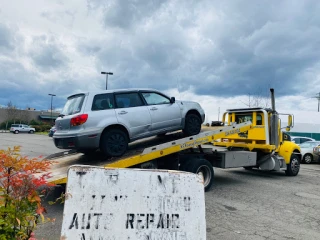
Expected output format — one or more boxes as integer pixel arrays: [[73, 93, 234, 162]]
[[60, 94, 85, 116], [300, 141, 320, 148]]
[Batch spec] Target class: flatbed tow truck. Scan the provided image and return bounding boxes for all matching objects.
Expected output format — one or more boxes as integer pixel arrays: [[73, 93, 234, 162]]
[[47, 89, 301, 191]]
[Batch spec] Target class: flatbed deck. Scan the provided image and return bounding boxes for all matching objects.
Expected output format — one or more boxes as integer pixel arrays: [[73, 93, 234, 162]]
[[45, 123, 252, 184]]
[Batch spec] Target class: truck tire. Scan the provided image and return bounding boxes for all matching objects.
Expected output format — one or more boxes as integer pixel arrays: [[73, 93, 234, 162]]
[[285, 154, 300, 176], [180, 158, 214, 192], [100, 129, 128, 157], [183, 113, 201, 136], [14, 130, 19, 134], [29, 130, 34, 134]]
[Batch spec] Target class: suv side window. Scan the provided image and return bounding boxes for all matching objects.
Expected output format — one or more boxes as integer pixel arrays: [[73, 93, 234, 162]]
[[115, 93, 144, 108], [141, 92, 170, 105], [92, 93, 114, 111]]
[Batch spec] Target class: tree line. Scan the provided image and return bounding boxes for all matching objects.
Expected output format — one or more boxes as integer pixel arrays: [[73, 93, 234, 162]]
[[1, 101, 33, 130]]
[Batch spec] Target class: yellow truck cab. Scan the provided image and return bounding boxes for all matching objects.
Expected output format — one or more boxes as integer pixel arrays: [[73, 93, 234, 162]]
[[214, 89, 301, 176]]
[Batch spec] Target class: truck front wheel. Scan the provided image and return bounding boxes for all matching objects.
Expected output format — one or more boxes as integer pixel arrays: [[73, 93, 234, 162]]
[[180, 158, 214, 192], [285, 154, 300, 176]]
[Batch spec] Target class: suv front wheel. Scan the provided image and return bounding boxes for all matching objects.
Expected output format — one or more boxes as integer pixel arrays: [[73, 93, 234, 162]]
[[183, 113, 201, 136], [101, 129, 128, 157]]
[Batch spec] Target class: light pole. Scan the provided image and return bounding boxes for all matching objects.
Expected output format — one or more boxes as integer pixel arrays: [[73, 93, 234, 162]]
[[48, 94, 56, 125], [312, 92, 320, 112], [101, 72, 113, 90]]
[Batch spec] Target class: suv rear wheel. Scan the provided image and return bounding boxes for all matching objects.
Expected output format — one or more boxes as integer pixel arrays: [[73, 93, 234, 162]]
[[101, 129, 128, 157], [183, 113, 201, 136], [14, 130, 19, 134]]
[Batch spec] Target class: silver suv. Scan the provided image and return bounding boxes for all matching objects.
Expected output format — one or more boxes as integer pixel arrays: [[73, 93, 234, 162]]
[[10, 124, 36, 134], [53, 88, 205, 157]]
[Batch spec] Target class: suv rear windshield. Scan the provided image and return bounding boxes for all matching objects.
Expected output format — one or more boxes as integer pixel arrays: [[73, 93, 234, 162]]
[[11, 124, 19, 127], [60, 94, 85, 116]]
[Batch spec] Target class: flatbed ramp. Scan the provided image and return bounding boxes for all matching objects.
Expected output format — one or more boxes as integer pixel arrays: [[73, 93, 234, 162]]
[[47, 122, 252, 184]]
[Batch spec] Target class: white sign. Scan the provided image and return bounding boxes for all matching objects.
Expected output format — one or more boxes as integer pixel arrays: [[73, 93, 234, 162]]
[[61, 166, 206, 240]]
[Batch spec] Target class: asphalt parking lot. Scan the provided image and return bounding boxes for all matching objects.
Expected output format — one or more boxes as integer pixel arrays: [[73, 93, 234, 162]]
[[0, 132, 65, 159], [1, 133, 320, 239]]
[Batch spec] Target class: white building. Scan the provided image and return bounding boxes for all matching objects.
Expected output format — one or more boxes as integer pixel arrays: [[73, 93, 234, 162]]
[[279, 110, 320, 140]]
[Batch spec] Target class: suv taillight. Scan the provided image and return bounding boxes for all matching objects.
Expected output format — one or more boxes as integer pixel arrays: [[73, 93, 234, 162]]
[[313, 147, 320, 155], [70, 114, 88, 127]]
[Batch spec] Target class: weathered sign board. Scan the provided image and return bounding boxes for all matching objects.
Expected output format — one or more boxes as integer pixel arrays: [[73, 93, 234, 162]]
[[60, 166, 206, 240]]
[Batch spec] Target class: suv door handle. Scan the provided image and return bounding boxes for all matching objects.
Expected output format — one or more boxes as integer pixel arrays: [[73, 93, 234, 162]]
[[118, 111, 128, 115], [150, 107, 158, 111]]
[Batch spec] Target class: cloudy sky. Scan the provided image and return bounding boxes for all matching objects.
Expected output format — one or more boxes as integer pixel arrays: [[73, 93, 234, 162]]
[[0, 0, 320, 122]]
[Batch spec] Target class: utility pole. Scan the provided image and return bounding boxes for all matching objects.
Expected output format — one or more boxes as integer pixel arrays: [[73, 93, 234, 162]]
[[312, 92, 320, 112]]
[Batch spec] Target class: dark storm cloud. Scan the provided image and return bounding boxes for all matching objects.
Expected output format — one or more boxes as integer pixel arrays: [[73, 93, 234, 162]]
[[0, 58, 93, 110], [87, 0, 168, 29], [87, 0, 320, 98], [29, 36, 69, 71]]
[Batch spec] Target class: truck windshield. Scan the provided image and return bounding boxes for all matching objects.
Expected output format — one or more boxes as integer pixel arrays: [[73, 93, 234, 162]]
[[60, 94, 85, 116]]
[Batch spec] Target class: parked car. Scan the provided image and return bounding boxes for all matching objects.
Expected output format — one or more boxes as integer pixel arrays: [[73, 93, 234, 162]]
[[53, 88, 205, 157], [48, 126, 56, 137], [10, 124, 36, 134], [211, 121, 224, 126], [300, 141, 320, 163], [290, 136, 315, 145]]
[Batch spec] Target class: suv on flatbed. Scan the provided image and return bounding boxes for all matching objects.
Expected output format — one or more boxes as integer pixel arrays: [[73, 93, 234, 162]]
[[10, 124, 36, 134], [53, 88, 205, 157]]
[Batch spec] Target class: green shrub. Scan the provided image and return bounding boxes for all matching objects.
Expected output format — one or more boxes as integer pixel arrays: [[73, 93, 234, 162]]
[[29, 120, 40, 125], [32, 125, 42, 132], [42, 125, 52, 132], [31, 125, 51, 132]]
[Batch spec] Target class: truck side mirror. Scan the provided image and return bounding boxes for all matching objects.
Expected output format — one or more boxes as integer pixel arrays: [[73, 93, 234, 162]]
[[170, 97, 175, 104], [288, 115, 293, 126], [286, 115, 294, 131]]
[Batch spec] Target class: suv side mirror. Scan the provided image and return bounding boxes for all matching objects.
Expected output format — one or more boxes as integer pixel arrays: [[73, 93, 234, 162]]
[[170, 97, 175, 104]]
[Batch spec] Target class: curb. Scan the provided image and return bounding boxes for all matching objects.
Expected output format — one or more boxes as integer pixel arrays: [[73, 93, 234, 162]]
[[45, 149, 78, 160]]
